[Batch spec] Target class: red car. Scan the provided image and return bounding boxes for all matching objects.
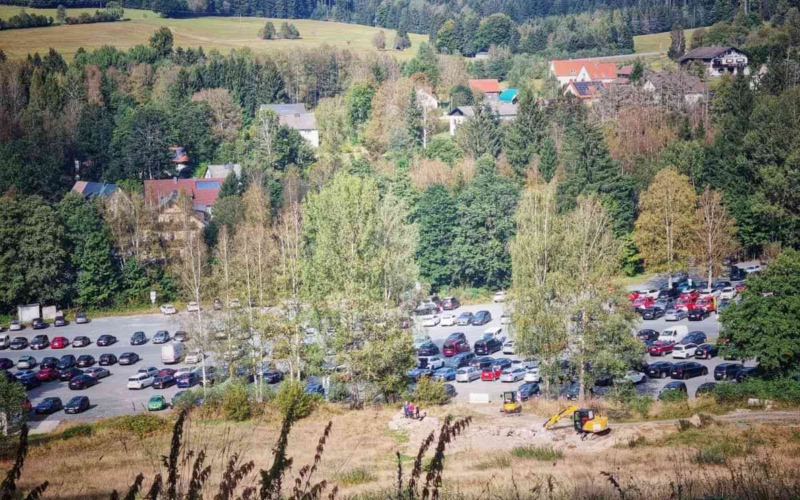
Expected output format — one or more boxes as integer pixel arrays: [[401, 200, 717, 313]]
[[695, 296, 716, 313], [36, 367, 60, 382], [680, 290, 700, 302], [648, 341, 675, 356], [632, 296, 654, 311], [628, 291, 640, 302], [157, 368, 176, 377], [442, 339, 470, 357], [50, 336, 69, 349], [675, 297, 696, 312], [480, 367, 500, 381], [735, 283, 747, 292]]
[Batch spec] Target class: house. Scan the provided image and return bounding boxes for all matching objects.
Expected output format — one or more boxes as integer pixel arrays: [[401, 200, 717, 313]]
[[205, 163, 242, 180], [415, 88, 439, 110], [468, 79, 502, 100], [679, 46, 749, 77], [641, 70, 706, 104], [474, 51, 491, 60], [144, 178, 225, 224], [70, 181, 117, 199], [499, 88, 519, 104], [563, 81, 606, 103], [549, 59, 618, 87], [279, 112, 320, 148], [260, 103, 308, 116], [446, 102, 518, 135]]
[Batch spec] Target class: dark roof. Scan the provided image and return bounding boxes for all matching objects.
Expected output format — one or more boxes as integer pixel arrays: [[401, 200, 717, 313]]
[[260, 103, 308, 116], [569, 81, 605, 98], [71, 181, 118, 199], [679, 46, 747, 63], [643, 70, 706, 94], [145, 178, 225, 208], [279, 112, 317, 131]]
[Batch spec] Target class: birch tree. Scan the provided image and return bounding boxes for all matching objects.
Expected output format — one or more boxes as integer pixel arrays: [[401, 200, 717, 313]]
[[695, 186, 738, 286]]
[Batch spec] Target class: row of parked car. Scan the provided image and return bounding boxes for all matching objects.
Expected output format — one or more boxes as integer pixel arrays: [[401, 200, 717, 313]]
[[630, 277, 747, 322], [0, 312, 90, 333]]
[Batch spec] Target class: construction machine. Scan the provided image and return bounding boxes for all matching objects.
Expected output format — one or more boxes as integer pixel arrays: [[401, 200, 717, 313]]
[[543, 405, 609, 438], [501, 391, 522, 415]]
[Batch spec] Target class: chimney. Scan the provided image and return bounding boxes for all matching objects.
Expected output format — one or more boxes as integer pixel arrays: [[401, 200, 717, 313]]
[[173, 177, 178, 184]]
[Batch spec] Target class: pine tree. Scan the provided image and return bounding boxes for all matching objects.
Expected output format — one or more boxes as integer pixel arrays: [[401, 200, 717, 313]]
[[455, 100, 503, 158], [538, 137, 558, 182], [505, 86, 546, 180], [415, 184, 457, 289], [668, 24, 686, 60], [259, 21, 276, 40], [405, 88, 423, 148]]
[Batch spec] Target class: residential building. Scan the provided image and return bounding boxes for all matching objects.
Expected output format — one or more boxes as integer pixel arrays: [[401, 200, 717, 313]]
[[468, 79, 502, 100], [260, 102, 319, 148], [70, 181, 117, 199], [563, 81, 606, 103], [260, 103, 308, 116], [446, 102, 518, 135], [416, 88, 439, 110], [679, 46, 749, 77], [205, 163, 242, 179], [641, 70, 706, 104], [549, 59, 618, 87], [144, 178, 225, 225]]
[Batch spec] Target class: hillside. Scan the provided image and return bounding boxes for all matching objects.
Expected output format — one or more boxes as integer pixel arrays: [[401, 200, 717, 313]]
[[0, 8, 426, 60]]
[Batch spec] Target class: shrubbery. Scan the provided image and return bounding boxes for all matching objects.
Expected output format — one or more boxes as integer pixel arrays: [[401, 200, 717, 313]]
[[0, 11, 52, 30], [60, 424, 92, 440], [411, 377, 449, 405], [222, 381, 252, 421], [714, 378, 800, 404], [275, 380, 314, 419], [64, 8, 123, 24], [103, 414, 169, 437]]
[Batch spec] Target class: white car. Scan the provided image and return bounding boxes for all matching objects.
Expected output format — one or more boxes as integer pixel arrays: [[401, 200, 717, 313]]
[[617, 370, 647, 385], [641, 288, 660, 299], [160, 304, 177, 315], [501, 367, 527, 382], [228, 299, 241, 308], [664, 308, 688, 321], [672, 343, 698, 359], [8, 320, 21, 331], [720, 287, 737, 300], [418, 355, 445, 370], [175, 367, 194, 378], [187, 301, 200, 312], [482, 326, 505, 342], [439, 314, 457, 327], [493, 291, 506, 303], [500, 312, 511, 325], [502, 340, 515, 354], [421, 315, 440, 327], [745, 265, 761, 273], [700, 288, 721, 299], [456, 366, 480, 383], [16, 356, 36, 369], [524, 366, 541, 383], [185, 349, 205, 364], [127, 373, 154, 390]]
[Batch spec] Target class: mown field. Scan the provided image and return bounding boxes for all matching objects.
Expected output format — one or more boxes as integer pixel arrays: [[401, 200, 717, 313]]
[[0, 7, 425, 60]]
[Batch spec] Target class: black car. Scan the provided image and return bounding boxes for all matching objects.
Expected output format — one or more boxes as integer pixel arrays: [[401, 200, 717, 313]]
[[714, 362, 743, 380], [637, 329, 660, 342], [413, 303, 438, 316], [54, 316, 67, 327], [562, 381, 580, 400], [670, 361, 708, 379], [34, 397, 63, 414], [695, 382, 717, 397], [10, 337, 28, 350], [641, 306, 665, 320], [474, 337, 502, 355], [468, 356, 495, 370], [40, 357, 59, 369], [658, 287, 679, 299], [17, 374, 41, 390], [76, 355, 95, 368], [29, 335, 49, 350], [72, 336, 91, 347], [174, 331, 188, 342], [681, 331, 708, 345], [730, 266, 746, 280], [64, 396, 90, 414], [96, 335, 116, 347], [416, 341, 439, 357], [0, 358, 13, 370], [735, 366, 763, 383], [57, 355, 77, 370], [647, 361, 674, 379], [69, 374, 98, 390], [118, 352, 139, 365], [130, 332, 147, 346], [659, 381, 687, 398], [472, 311, 492, 326], [262, 370, 284, 384], [213, 298, 223, 310], [518, 382, 540, 400], [153, 374, 176, 389], [694, 343, 718, 359], [443, 383, 457, 400], [447, 351, 475, 369], [99, 353, 117, 366], [688, 308, 709, 321], [59, 367, 83, 381], [31, 318, 47, 330]]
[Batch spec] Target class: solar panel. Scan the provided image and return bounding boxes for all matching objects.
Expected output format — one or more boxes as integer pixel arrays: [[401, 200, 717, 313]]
[[196, 181, 221, 190]]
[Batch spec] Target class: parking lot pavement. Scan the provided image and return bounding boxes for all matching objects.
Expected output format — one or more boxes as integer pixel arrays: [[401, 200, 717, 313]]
[[415, 300, 732, 403]]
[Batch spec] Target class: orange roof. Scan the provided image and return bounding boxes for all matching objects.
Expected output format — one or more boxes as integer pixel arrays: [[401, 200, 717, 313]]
[[551, 60, 585, 77], [551, 59, 618, 80], [468, 79, 501, 94]]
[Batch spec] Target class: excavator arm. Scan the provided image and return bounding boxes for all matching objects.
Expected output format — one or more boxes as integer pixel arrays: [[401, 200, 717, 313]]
[[543, 405, 578, 429]]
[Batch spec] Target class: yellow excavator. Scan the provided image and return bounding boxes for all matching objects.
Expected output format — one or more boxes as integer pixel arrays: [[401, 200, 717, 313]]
[[543, 405, 610, 438], [501, 391, 522, 415]]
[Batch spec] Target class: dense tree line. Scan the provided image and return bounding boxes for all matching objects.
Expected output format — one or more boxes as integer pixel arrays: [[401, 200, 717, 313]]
[[0, 10, 52, 29]]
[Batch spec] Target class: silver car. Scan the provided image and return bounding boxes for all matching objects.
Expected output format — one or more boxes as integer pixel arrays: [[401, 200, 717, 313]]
[[501, 367, 526, 382], [455, 366, 480, 383], [664, 308, 688, 321]]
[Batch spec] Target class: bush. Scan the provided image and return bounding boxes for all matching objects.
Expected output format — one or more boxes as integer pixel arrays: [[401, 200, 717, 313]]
[[659, 389, 688, 403], [222, 381, 252, 421], [60, 424, 92, 440], [412, 377, 448, 405], [511, 445, 564, 461], [714, 378, 800, 405], [275, 380, 314, 419], [695, 441, 744, 465], [104, 414, 168, 437], [332, 468, 377, 486]]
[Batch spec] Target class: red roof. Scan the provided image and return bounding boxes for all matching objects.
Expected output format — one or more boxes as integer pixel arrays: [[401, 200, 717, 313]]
[[468, 79, 501, 94], [617, 65, 634, 76], [144, 178, 225, 208], [550, 60, 618, 80], [550, 60, 585, 78]]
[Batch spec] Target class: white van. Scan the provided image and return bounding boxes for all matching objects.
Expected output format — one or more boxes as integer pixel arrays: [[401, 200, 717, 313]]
[[659, 325, 688, 342], [482, 326, 505, 342], [0, 334, 9, 349], [161, 342, 184, 364], [127, 373, 154, 390]]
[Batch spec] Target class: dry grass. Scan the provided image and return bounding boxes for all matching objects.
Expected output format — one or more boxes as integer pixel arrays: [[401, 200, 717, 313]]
[[0, 9, 426, 60]]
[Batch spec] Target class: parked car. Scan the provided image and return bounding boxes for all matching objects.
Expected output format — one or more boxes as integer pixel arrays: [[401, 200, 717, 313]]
[[97, 335, 116, 346], [502, 340, 515, 355], [84, 367, 110, 379], [130, 332, 147, 345], [64, 396, 90, 414], [648, 341, 675, 356], [641, 306, 665, 320], [654, 298, 675, 310], [695, 296, 716, 313], [518, 382, 540, 400], [118, 352, 140, 365], [714, 363, 743, 381], [474, 336, 502, 355], [17, 372, 41, 390], [745, 264, 761, 274], [632, 296, 654, 312], [637, 329, 660, 342], [50, 336, 68, 349], [672, 343, 698, 359], [34, 397, 62, 414], [620, 370, 647, 384], [659, 326, 688, 343], [658, 287, 679, 299], [160, 304, 177, 315], [57, 355, 76, 370], [688, 308, 709, 321], [681, 331, 708, 345], [433, 367, 457, 382], [481, 359, 512, 381], [54, 316, 66, 327], [501, 367, 526, 383], [0, 359, 12, 370], [659, 381, 687, 399], [675, 297, 696, 312], [647, 361, 674, 379], [35, 367, 59, 382], [524, 363, 541, 383], [127, 372, 154, 389], [442, 338, 470, 357], [31, 318, 46, 330], [735, 366, 763, 383], [153, 331, 171, 344], [10, 337, 28, 350], [38, 357, 57, 369], [75, 311, 88, 324], [455, 366, 480, 383], [29, 335, 49, 350], [58, 367, 83, 382], [174, 331, 188, 342], [407, 366, 433, 381], [148, 395, 169, 411], [76, 355, 95, 368], [99, 353, 118, 366], [16, 356, 36, 369], [69, 374, 98, 390], [472, 311, 492, 325], [421, 315, 441, 328], [413, 304, 438, 316], [187, 302, 200, 312], [469, 356, 495, 371], [719, 287, 737, 300], [185, 349, 205, 364], [138, 366, 159, 378], [695, 382, 717, 397], [493, 291, 506, 303], [456, 312, 474, 326], [213, 298, 223, 310], [441, 297, 460, 310], [447, 351, 475, 369], [694, 343, 718, 359], [664, 308, 688, 321], [177, 372, 200, 388], [262, 370, 283, 384], [418, 356, 445, 371], [8, 321, 22, 331], [670, 362, 708, 379], [72, 336, 91, 347], [153, 374, 176, 389]]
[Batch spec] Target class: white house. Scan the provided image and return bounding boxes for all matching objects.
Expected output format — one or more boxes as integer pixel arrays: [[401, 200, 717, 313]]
[[279, 113, 320, 148], [679, 46, 749, 77], [446, 102, 518, 136]]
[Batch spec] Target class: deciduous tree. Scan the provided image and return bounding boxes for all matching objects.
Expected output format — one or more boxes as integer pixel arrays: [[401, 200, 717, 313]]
[[694, 186, 739, 286]]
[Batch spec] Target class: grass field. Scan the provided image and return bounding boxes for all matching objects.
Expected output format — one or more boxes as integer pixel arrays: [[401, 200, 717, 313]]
[[633, 28, 699, 70], [0, 7, 425, 60]]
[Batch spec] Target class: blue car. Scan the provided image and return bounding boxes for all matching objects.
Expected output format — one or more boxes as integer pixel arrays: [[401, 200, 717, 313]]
[[433, 367, 457, 382], [176, 372, 199, 388], [472, 311, 492, 326], [34, 397, 62, 414], [305, 378, 325, 396], [518, 382, 540, 400]]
